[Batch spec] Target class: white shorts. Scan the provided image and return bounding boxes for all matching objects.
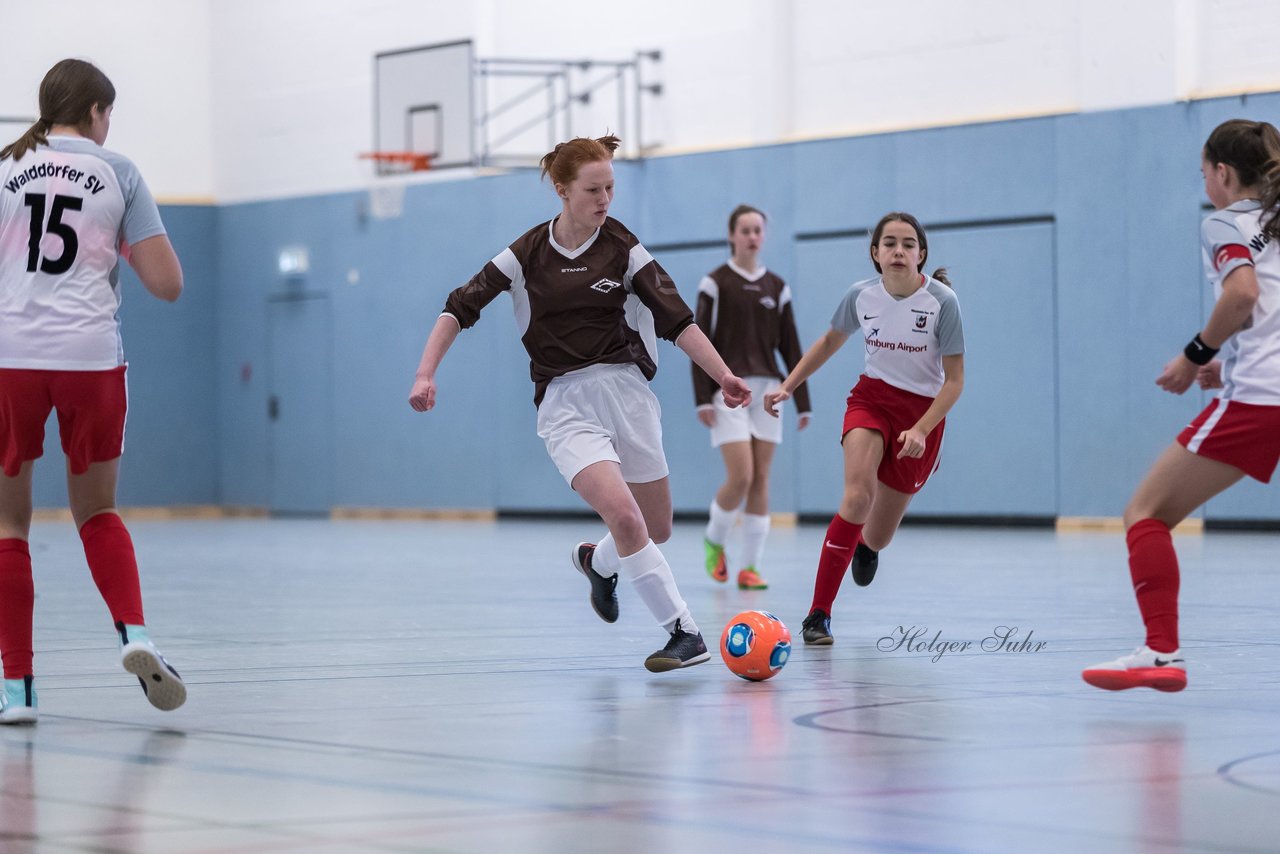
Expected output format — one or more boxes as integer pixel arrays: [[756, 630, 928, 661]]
[[537, 363, 670, 486], [708, 375, 783, 448]]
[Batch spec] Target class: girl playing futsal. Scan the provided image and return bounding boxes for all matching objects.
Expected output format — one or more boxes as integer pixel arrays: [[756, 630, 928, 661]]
[[1083, 119, 1280, 692], [763, 213, 965, 645], [0, 60, 188, 724], [693, 204, 811, 590], [408, 135, 752, 672]]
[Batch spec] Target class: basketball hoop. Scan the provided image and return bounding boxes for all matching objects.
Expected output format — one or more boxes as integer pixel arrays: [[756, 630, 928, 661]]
[[358, 151, 431, 221], [359, 151, 432, 172]]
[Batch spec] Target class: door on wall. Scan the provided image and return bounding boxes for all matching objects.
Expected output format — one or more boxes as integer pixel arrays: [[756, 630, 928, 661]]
[[267, 293, 334, 516]]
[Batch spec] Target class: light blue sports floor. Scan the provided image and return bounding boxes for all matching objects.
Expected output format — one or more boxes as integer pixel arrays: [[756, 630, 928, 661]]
[[2, 518, 1278, 853]]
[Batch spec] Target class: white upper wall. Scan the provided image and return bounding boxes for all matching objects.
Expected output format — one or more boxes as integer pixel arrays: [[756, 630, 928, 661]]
[[0, 0, 213, 202], [2, 1, 1276, 202]]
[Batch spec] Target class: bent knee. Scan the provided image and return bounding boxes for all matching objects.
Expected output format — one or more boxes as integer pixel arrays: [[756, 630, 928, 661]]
[[648, 519, 673, 544], [609, 509, 649, 544], [839, 486, 874, 520]]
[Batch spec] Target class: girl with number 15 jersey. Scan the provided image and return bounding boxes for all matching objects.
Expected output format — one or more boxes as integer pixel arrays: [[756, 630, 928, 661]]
[[0, 59, 187, 724]]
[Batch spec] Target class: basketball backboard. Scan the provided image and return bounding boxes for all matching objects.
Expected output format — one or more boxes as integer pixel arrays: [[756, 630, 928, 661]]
[[373, 40, 474, 172]]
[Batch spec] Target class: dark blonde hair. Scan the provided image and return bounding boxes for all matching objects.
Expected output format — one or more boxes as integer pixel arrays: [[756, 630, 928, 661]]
[[870, 212, 951, 286], [1204, 119, 1280, 240], [539, 135, 621, 187], [728, 204, 766, 233], [728, 204, 766, 254], [1, 59, 115, 162]]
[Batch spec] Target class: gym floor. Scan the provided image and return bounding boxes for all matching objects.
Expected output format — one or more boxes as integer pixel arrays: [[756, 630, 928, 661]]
[[2, 518, 1277, 853]]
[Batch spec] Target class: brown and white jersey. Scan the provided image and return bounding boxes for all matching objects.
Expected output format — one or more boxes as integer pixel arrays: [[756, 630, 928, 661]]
[[692, 261, 810, 413], [443, 216, 694, 406]]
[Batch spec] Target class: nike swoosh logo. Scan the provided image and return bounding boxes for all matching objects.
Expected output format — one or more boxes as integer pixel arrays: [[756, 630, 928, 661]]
[[862, 314, 877, 320], [824, 541, 849, 550], [1153, 657, 1183, 667], [914, 481, 926, 488]]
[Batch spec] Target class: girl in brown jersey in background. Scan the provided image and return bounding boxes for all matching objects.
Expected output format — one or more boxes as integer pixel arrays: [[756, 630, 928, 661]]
[[409, 135, 753, 672], [694, 205, 810, 590]]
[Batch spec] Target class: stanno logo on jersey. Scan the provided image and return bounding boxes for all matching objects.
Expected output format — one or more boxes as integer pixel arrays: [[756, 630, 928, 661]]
[[759, 296, 777, 310], [590, 278, 622, 293], [562, 266, 588, 273]]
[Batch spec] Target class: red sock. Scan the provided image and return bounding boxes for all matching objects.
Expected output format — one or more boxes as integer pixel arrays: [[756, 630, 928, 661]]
[[1127, 518, 1179, 653], [80, 513, 144, 627], [811, 514, 862, 614], [0, 539, 34, 679]]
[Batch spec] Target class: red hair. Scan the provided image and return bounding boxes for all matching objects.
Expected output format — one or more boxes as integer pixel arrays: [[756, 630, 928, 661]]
[[539, 135, 621, 187]]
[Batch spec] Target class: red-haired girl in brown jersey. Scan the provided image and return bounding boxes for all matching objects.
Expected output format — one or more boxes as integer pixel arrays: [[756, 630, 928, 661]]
[[693, 205, 811, 591], [409, 135, 752, 672]]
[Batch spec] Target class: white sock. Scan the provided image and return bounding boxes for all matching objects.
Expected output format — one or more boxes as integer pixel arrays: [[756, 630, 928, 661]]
[[592, 534, 621, 577], [618, 540, 699, 635], [738, 513, 771, 571], [705, 499, 740, 546]]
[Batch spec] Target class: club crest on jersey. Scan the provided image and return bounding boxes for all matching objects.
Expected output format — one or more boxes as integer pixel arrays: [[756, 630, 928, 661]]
[[591, 278, 622, 293], [759, 296, 777, 310], [915, 315, 927, 330]]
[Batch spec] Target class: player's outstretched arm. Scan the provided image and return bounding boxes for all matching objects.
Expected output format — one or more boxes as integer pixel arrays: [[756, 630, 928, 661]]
[[764, 328, 847, 416], [409, 315, 461, 412], [127, 235, 183, 302], [675, 325, 751, 408]]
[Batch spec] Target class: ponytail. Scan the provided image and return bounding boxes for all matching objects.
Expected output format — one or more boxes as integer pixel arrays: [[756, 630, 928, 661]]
[[0, 59, 114, 163], [931, 267, 952, 287], [540, 134, 621, 186], [1257, 122, 1280, 241], [0, 118, 53, 162]]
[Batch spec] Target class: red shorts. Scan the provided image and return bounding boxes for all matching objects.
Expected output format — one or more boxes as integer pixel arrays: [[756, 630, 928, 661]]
[[0, 366, 128, 477], [1177, 397, 1280, 483], [841, 375, 944, 495]]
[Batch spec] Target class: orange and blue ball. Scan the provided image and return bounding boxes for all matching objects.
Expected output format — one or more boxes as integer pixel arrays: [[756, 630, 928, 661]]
[[720, 610, 791, 681]]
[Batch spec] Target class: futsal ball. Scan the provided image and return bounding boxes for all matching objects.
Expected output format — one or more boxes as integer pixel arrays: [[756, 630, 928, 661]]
[[720, 610, 791, 681]]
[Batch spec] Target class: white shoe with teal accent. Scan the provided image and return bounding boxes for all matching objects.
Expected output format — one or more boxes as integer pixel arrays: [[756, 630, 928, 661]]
[[117, 623, 187, 711], [0, 675, 37, 725]]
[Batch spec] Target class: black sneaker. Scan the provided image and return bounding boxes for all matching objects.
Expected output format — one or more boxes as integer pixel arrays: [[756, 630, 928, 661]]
[[572, 543, 619, 623], [644, 620, 710, 672], [851, 543, 879, 587], [801, 608, 834, 645]]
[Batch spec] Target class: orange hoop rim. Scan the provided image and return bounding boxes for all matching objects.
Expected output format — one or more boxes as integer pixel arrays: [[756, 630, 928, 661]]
[[359, 151, 432, 171]]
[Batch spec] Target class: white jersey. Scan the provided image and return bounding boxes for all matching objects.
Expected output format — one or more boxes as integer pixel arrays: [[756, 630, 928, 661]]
[[0, 136, 166, 370], [1202, 200, 1280, 405], [830, 274, 965, 397]]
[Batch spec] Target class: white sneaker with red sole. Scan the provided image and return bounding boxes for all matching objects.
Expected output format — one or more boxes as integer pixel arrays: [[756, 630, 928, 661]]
[[1082, 645, 1187, 692]]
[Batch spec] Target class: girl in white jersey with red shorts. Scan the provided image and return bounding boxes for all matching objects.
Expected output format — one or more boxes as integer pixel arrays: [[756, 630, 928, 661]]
[[693, 204, 811, 591], [408, 135, 752, 672], [764, 212, 965, 645], [1083, 119, 1280, 692], [0, 60, 187, 724]]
